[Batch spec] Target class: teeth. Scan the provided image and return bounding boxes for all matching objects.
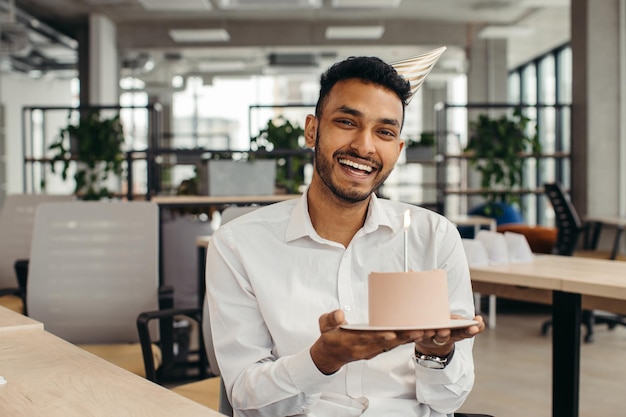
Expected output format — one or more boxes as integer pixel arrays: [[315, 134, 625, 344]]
[[339, 158, 373, 173]]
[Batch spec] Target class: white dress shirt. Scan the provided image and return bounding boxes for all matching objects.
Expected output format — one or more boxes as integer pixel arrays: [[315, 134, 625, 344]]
[[206, 193, 476, 417]]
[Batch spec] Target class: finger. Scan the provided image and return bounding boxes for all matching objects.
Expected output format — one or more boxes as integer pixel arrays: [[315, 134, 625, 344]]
[[434, 328, 451, 339], [318, 309, 346, 332], [395, 329, 427, 341], [331, 309, 346, 326], [466, 316, 485, 335]]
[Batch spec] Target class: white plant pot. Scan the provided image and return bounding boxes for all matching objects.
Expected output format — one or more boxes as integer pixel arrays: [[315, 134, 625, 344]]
[[405, 146, 435, 162], [205, 159, 276, 196]]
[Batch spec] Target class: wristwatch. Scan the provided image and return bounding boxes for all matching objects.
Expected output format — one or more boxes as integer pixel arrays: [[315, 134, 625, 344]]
[[414, 345, 455, 369]]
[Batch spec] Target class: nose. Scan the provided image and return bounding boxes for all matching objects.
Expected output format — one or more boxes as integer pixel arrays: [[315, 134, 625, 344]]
[[349, 128, 376, 156]]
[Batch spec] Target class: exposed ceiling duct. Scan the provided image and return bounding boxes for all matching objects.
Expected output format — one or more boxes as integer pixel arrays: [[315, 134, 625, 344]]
[[0, 0, 29, 55], [0, 22, 29, 55], [0, 0, 77, 76]]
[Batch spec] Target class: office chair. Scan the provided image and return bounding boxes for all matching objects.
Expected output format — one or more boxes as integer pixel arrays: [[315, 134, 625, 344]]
[[541, 182, 626, 343], [26, 200, 166, 377], [0, 194, 74, 314]]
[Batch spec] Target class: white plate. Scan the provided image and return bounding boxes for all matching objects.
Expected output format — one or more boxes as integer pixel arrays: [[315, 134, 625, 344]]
[[340, 319, 478, 332]]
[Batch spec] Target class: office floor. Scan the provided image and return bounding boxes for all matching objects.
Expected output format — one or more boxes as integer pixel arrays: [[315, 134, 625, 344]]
[[459, 301, 626, 417]]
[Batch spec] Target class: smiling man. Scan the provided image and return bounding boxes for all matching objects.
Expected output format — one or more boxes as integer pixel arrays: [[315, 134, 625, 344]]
[[206, 53, 485, 417]]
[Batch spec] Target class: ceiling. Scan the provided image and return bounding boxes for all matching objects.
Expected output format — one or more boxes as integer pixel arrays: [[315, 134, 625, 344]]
[[7, 0, 570, 87]]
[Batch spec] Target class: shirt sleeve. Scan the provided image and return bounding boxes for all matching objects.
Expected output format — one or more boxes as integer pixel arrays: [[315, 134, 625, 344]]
[[205, 227, 336, 417], [414, 217, 476, 414]]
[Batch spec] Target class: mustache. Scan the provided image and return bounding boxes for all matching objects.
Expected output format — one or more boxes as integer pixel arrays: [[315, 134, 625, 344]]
[[332, 150, 382, 170]]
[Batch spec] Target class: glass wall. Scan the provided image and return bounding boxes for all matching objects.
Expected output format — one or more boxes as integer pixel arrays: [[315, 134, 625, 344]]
[[508, 44, 572, 225]]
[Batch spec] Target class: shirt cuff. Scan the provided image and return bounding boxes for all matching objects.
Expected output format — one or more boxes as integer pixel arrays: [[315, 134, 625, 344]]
[[283, 347, 337, 393]]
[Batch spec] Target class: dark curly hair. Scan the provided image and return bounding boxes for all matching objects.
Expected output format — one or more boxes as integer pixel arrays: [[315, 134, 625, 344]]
[[315, 56, 411, 125]]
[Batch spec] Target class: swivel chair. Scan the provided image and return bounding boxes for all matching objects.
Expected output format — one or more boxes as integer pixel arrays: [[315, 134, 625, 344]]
[[27, 201, 165, 377]]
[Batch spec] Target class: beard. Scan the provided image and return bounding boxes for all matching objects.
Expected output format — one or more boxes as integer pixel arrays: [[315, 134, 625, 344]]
[[313, 131, 394, 204]]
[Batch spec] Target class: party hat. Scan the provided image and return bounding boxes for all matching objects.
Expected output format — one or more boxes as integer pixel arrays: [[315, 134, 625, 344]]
[[391, 46, 446, 102]]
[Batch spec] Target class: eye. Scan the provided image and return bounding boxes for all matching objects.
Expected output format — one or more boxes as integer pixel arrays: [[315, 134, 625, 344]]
[[336, 118, 356, 127], [379, 129, 397, 139]]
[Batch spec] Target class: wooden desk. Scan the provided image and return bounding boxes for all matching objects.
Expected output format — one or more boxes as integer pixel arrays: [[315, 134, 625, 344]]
[[152, 194, 299, 208], [470, 255, 626, 417], [0, 305, 43, 332], [584, 215, 626, 259], [0, 328, 224, 417]]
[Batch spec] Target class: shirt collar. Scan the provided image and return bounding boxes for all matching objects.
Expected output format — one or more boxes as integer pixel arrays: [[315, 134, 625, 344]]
[[284, 191, 396, 243]]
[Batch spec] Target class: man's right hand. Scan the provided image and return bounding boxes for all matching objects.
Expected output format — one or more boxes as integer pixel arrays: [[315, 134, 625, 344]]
[[309, 309, 427, 375]]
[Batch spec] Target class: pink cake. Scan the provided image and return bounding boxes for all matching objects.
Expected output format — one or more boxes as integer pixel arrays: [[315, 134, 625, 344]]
[[368, 269, 450, 328]]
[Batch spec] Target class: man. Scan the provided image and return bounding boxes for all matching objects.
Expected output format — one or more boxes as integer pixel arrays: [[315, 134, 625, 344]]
[[206, 54, 485, 417]]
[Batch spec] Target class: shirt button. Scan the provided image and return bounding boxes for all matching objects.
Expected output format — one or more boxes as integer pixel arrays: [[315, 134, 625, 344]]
[[344, 305, 351, 311]]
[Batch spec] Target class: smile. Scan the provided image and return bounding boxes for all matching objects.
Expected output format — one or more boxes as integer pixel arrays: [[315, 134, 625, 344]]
[[338, 158, 373, 173]]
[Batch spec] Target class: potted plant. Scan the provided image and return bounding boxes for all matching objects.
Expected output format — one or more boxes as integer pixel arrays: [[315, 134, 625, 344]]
[[48, 111, 125, 200], [251, 115, 309, 193], [464, 109, 541, 215], [405, 131, 436, 162]]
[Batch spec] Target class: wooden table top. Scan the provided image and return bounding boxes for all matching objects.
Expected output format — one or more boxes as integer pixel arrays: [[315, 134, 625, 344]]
[[470, 254, 626, 300], [0, 329, 224, 417], [584, 215, 626, 226], [0, 305, 43, 332]]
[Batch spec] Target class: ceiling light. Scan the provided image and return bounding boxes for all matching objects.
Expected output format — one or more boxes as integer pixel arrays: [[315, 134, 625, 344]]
[[197, 60, 246, 72], [137, 0, 212, 11], [478, 25, 534, 39], [331, 0, 401, 8], [216, 0, 321, 9], [169, 29, 230, 43], [325, 26, 385, 40]]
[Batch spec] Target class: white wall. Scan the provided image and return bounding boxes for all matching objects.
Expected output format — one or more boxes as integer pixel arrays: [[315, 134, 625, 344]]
[[1, 73, 73, 194]]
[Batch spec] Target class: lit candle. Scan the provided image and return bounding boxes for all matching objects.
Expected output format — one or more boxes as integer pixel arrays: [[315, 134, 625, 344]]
[[403, 209, 411, 272]]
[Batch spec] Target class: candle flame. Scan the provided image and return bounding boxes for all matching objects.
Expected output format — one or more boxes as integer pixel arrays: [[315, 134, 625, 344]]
[[403, 209, 411, 230]]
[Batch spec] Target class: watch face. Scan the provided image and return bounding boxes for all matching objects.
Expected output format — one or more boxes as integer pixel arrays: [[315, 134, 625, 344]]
[[416, 358, 446, 369]]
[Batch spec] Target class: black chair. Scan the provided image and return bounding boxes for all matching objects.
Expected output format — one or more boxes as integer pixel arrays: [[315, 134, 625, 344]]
[[541, 182, 626, 342], [137, 305, 212, 384]]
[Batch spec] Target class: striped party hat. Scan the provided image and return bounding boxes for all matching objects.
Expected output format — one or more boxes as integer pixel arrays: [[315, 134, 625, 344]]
[[391, 46, 446, 102]]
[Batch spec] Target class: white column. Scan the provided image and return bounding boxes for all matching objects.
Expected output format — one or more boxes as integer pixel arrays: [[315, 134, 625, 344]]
[[467, 37, 508, 106], [571, 0, 624, 220], [88, 14, 118, 106], [465, 36, 508, 208]]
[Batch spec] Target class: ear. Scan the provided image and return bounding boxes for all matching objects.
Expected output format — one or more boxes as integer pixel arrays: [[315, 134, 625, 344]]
[[393, 138, 405, 163], [304, 114, 317, 148]]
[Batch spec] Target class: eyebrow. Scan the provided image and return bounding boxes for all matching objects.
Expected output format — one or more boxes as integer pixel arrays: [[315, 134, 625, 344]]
[[336, 105, 401, 128]]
